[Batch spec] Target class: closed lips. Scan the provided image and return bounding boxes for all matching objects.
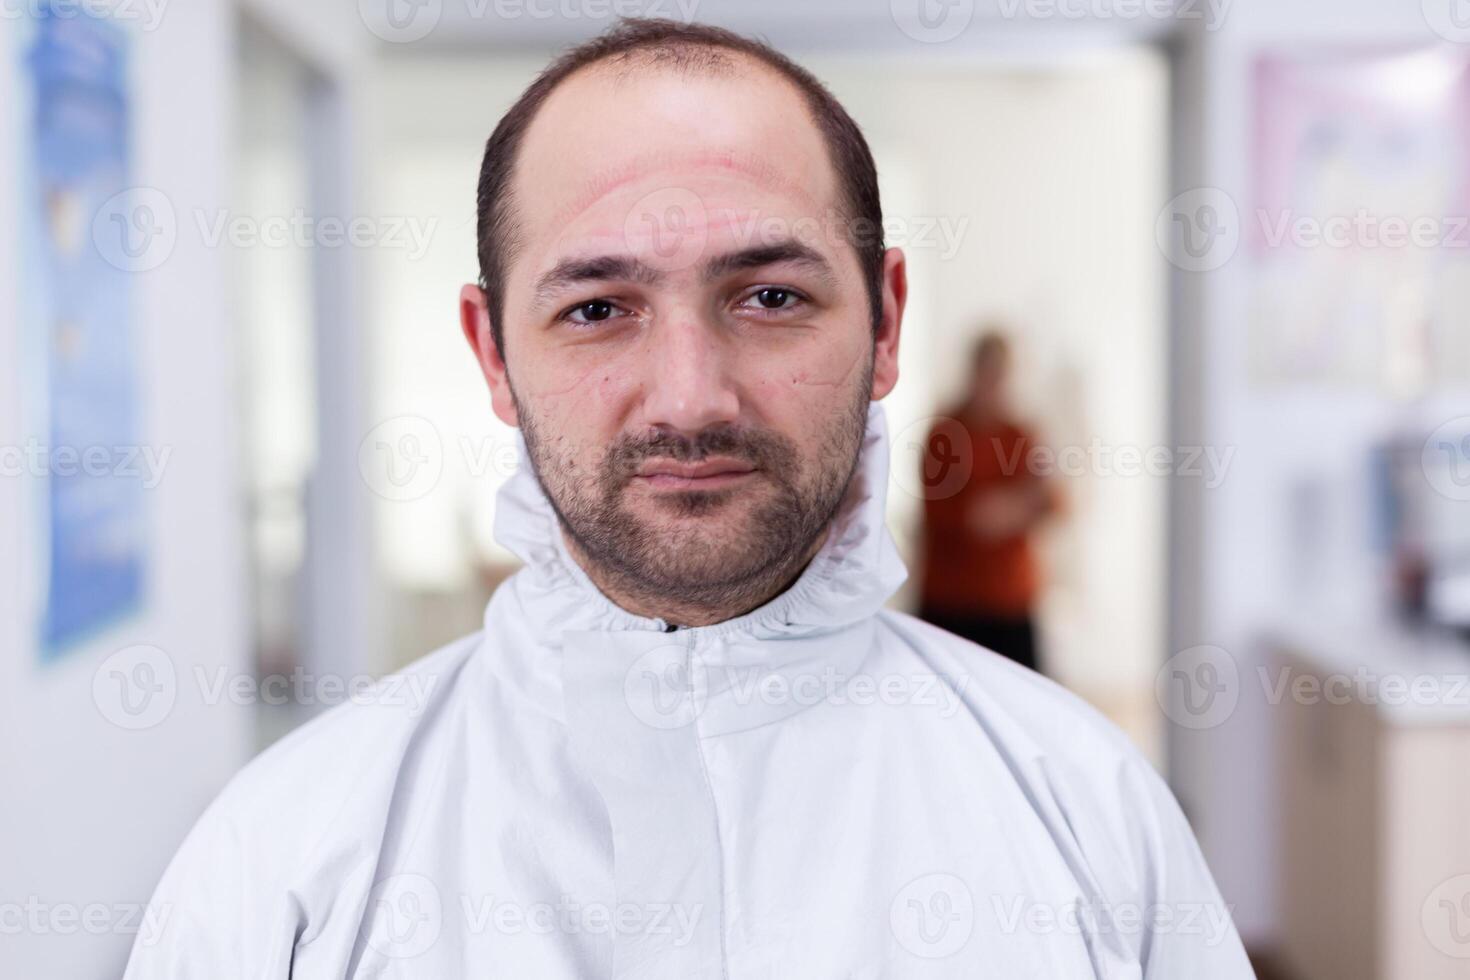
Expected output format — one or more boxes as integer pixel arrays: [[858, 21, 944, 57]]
[[634, 458, 756, 487]]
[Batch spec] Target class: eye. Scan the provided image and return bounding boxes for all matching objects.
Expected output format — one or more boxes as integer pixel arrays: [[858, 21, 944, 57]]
[[737, 286, 806, 315], [560, 299, 629, 325]]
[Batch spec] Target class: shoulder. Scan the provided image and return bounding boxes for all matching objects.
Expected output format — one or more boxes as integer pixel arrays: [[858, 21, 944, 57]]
[[184, 632, 483, 866], [127, 633, 487, 974], [877, 609, 1141, 762], [239, 633, 477, 801], [875, 610, 1248, 967], [874, 609, 1186, 867]]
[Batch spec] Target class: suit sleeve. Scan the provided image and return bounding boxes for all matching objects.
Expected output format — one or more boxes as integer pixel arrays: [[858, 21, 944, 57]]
[[122, 796, 299, 979], [1126, 759, 1257, 979]]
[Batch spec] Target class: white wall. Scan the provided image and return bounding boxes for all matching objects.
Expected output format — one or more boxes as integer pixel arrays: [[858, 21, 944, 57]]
[[0, 2, 372, 976], [0, 3, 250, 976]]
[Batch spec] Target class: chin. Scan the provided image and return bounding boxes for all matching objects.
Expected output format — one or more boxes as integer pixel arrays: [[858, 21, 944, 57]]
[[627, 483, 752, 519], [635, 518, 770, 580]]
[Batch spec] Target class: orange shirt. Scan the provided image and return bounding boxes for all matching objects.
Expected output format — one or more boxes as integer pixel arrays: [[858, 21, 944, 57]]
[[918, 415, 1042, 617]]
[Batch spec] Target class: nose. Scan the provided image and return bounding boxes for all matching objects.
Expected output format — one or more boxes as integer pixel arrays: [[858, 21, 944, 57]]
[[637, 315, 741, 437]]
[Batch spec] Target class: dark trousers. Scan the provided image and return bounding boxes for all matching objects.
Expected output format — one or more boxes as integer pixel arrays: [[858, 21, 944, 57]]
[[918, 607, 1040, 674]]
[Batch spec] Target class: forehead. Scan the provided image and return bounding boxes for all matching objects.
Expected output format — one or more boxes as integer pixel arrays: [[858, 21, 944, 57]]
[[509, 53, 842, 253]]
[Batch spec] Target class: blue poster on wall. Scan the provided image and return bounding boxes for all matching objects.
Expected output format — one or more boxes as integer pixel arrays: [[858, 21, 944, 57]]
[[23, 6, 146, 659]]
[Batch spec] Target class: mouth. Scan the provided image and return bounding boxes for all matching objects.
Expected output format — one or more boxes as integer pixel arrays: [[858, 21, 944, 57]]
[[632, 457, 758, 491]]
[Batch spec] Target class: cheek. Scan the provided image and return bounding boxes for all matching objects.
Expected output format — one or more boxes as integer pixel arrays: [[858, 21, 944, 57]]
[[745, 338, 869, 471], [748, 335, 869, 412], [515, 348, 641, 448]]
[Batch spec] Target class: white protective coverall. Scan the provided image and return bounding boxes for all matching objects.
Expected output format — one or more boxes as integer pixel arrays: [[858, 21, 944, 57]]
[[124, 403, 1254, 979]]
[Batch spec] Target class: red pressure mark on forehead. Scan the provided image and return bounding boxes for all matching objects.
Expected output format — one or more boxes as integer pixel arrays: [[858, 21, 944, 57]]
[[544, 147, 813, 231]]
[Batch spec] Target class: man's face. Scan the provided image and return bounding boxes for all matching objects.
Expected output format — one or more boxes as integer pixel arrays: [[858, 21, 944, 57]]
[[462, 55, 903, 607]]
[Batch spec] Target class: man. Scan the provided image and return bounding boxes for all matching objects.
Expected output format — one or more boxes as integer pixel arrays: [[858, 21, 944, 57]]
[[126, 19, 1252, 979], [920, 331, 1058, 673]]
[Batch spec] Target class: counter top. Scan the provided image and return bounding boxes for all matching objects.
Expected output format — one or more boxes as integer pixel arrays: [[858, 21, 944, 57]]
[[1266, 616, 1470, 726]]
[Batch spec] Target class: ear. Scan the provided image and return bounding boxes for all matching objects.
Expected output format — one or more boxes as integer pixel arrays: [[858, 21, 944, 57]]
[[870, 247, 906, 401], [460, 283, 519, 428]]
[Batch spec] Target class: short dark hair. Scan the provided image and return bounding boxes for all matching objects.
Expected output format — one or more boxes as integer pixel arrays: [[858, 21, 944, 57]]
[[474, 17, 885, 355], [971, 330, 1011, 368]]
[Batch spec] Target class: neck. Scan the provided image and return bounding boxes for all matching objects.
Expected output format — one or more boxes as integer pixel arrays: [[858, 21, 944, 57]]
[[964, 398, 1003, 425], [561, 526, 831, 628]]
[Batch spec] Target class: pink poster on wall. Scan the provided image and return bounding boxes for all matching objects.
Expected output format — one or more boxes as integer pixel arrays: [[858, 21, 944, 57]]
[[1250, 48, 1470, 391]]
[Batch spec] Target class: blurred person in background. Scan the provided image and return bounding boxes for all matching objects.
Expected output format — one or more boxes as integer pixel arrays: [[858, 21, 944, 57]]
[[919, 332, 1059, 673]]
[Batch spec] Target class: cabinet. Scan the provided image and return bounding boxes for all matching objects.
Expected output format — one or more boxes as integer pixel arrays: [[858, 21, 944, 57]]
[[1275, 643, 1470, 980]]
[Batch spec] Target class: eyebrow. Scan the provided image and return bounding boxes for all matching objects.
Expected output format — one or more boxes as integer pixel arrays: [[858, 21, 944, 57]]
[[530, 238, 838, 312], [701, 240, 837, 287], [532, 254, 664, 310]]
